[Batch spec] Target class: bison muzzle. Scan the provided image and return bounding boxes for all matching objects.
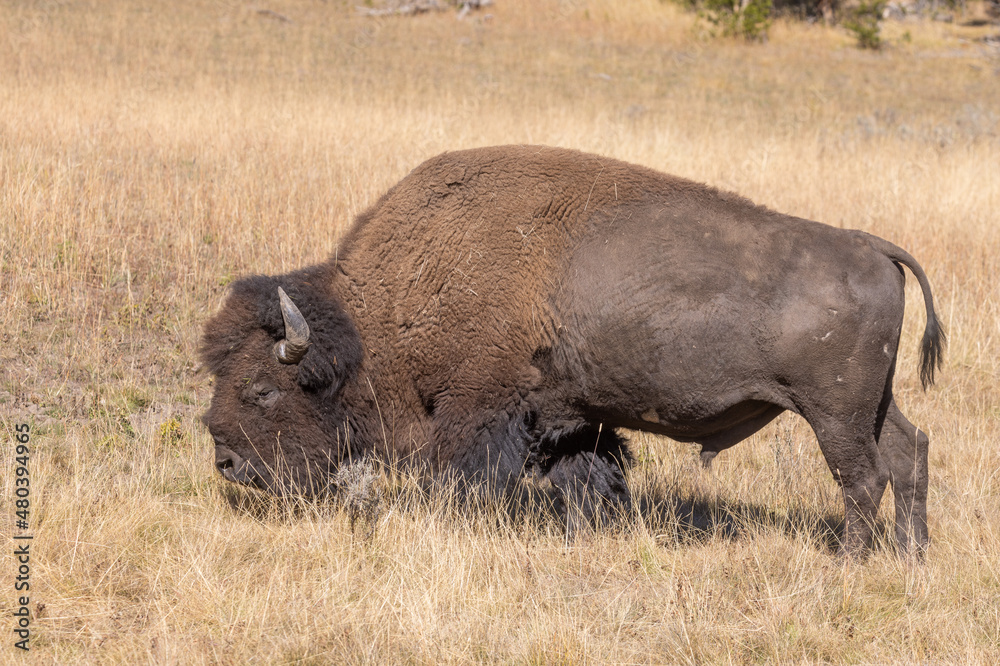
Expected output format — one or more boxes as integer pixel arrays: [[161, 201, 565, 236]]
[[201, 145, 943, 557]]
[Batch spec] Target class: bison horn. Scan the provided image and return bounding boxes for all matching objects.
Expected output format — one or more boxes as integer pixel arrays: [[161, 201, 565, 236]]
[[274, 287, 311, 364]]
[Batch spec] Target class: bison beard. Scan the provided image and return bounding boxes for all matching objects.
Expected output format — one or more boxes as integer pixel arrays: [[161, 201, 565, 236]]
[[201, 145, 943, 558]]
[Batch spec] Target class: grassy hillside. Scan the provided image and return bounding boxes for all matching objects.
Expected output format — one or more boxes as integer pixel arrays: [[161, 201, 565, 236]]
[[1, 0, 998, 662]]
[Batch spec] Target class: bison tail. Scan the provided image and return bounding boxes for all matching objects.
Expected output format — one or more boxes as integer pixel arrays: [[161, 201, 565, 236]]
[[918, 310, 946, 390], [861, 233, 946, 390]]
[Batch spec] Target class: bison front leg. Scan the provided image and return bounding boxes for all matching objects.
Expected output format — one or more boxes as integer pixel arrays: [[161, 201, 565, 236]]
[[879, 399, 930, 558], [543, 426, 632, 535]]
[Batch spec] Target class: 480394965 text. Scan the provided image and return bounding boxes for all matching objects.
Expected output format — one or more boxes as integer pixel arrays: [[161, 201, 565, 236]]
[[13, 423, 32, 652]]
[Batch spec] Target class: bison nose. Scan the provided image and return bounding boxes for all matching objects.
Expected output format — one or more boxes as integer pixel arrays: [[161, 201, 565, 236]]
[[215, 445, 244, 483]]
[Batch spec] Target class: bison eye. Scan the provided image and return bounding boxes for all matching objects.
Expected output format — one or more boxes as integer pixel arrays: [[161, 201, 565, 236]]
[[248, 382, 281, 409]]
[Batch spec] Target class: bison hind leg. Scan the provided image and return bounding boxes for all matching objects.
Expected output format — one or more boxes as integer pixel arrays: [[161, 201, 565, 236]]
[[879, 398, 930, 558], [800, 405, 891, 559], [542, 426, 633, 536]]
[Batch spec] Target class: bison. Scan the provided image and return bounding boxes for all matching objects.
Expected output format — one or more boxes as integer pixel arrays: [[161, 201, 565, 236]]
[[201, 145, 943, 557]]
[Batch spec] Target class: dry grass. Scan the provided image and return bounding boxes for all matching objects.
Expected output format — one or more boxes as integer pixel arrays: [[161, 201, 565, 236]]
[[2, 0, 999, 662]]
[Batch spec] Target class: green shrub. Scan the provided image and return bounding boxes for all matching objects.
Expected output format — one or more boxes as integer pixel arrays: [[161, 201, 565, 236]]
[[844, 0, 886, 49], [701, 0, 774, 41]]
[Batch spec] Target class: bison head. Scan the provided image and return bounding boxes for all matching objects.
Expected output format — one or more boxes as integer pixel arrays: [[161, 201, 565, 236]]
[[200, 267, 363, 495]]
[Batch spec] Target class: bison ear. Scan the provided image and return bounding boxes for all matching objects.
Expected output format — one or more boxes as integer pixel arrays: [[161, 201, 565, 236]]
[[237, 271, 363, 394], [291, 292, 363, 395]]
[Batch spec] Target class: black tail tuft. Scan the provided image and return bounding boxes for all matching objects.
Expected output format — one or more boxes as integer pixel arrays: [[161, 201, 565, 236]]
[[919, 314, 945, 390]]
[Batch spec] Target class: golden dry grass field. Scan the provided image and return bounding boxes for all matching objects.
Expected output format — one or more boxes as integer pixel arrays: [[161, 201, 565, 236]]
[[2, 0, 999, 662]]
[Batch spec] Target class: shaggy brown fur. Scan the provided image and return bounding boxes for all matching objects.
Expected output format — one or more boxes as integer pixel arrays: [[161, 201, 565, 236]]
[[201, 145, 943, 557]]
